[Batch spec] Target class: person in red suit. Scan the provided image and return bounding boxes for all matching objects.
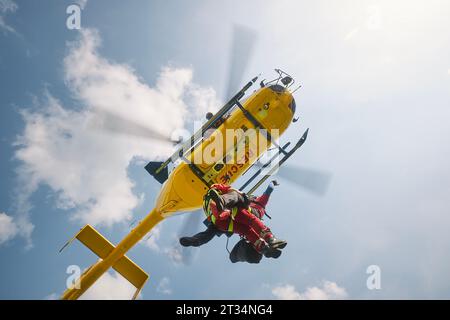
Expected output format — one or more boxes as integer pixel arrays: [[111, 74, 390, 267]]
[[180, 181, 287, 261]]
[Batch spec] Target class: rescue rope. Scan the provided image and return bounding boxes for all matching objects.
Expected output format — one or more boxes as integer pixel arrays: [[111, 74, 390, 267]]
[[225, 237, 231, 254]]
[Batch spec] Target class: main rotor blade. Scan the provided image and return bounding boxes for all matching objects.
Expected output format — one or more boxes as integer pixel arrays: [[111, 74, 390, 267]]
[[178, 209, 204, 238], [254, 162, 332, 196], [89, 109, 176, 144], [276, 165, 332, 196], [224, 25, 258, 100]]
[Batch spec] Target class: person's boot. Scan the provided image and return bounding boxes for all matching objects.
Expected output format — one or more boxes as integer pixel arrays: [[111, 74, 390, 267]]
[[206, 189, 225, 212], [260, 229, 288, 250], [261, 244, 282, 259], [179, 237, 197, 247], [267, 237, 288, 250], [254, 239, 282, 259], [260, 242, 281, 259]]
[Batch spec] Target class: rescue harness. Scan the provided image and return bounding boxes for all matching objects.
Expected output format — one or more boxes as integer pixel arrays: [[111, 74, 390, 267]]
[[203, 189, 262, 233]]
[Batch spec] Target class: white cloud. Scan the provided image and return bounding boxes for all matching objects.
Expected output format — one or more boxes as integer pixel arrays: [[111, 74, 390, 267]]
[[142, 225, 162, 252], [142, 230, 196, 266], [272, 284, 302, 300], [0, 0, 18, 34], [184, 84, 221, 122], [0, 211, 32, 248], [156, 277, 172, 295], [80, 271, 138, 300], [272, 281, 348, 300], [165, 245, 184, 265], [13, 29, 219, 244], [140, 226, 190, 265], [0, 212, 18, 245]]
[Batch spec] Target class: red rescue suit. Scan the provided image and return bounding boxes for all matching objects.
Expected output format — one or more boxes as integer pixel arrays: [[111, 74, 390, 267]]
[[204, 184, 273, 252]]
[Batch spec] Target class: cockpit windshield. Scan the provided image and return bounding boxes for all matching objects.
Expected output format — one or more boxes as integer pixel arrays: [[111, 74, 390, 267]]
[[289, 98, 296, 114], [268, 84, 285, 93]]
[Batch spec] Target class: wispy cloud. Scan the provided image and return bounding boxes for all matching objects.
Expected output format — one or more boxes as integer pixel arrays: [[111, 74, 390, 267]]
[[165, 245, 184, 265], [156, 277, 172, 295], [141, 233, 196, 266], [0, 212, 18, 245], [0, 210, 33, 249], [0, 0, 18, 34], [142, 225, 162, 252], [141, 228, 186, 265], [272, 281, 348, 300]]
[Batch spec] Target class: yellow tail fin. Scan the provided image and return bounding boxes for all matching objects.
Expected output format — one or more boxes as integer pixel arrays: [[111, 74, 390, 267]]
[[62, 225, 148, 300]]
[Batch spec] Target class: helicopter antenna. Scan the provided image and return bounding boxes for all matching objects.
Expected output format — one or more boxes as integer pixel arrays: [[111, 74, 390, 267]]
[[291, 84, 302, 95]]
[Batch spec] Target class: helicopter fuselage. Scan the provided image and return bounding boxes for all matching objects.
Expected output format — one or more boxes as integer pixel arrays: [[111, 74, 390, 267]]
[[155, 85, 295, 216]]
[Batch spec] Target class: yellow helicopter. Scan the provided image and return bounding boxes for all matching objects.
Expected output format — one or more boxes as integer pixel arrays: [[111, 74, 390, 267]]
[[60, 27, 327, 300]]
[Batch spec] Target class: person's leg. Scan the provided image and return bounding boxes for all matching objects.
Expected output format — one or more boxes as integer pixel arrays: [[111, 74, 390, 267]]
[[233, 208, 269, 235], [232, 222, 282, 258], [221, 190, 248, 209], [206, 189, 247, 212], [252, 180, 279, 208], [232, 222, 265, 252], [179, 225, 217, 247], [234, 208, 287, 250]]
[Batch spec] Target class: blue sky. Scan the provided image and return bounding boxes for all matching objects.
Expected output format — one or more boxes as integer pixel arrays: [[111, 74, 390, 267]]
[[1, 0, 450, 299]]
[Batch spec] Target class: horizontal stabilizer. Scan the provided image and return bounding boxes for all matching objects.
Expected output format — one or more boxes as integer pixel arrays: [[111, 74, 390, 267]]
[[145, 161, 169, 184], [71, 225, 148, 299]]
